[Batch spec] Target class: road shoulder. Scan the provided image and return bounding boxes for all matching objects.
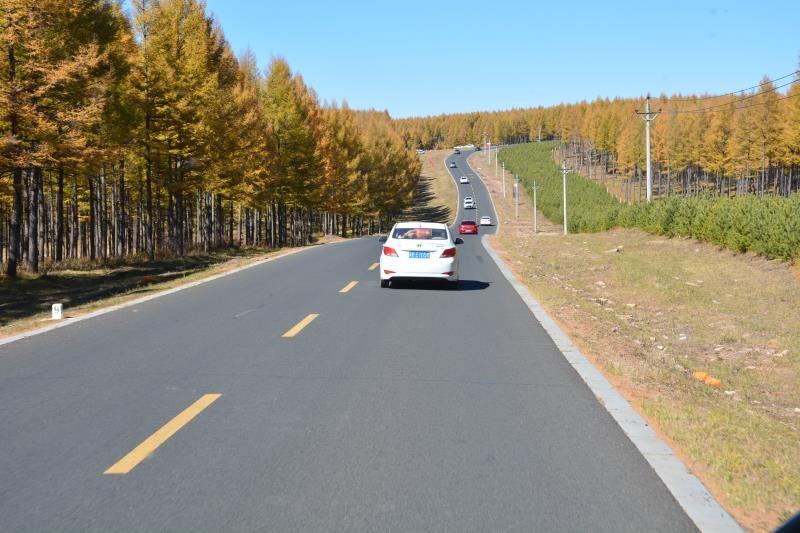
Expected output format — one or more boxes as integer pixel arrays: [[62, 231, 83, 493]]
[[467, 151, 742, 532]]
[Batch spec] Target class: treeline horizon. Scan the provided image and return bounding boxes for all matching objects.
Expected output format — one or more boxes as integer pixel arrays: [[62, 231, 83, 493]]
[[0, 0, 421, 279], [395, 74, 800, 197]]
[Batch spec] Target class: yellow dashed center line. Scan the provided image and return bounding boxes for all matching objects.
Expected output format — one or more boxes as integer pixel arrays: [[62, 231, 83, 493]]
[[339, 281, 358, 293], [104, 393, 221, 475], [282, 313, 319, 338], [368, 262, 379, 271]]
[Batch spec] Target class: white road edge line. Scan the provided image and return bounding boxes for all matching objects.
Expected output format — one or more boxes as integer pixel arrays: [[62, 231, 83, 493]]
[[468, 153, 741, 533], [0, 240, 353, 349]]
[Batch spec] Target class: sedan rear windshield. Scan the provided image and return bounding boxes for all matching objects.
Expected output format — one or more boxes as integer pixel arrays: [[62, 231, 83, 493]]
[[392, 227, 448, 240]]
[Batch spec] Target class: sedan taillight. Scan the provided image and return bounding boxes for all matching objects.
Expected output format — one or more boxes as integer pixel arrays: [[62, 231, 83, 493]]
[[440, 247, 456, 258], [383, 246, 399, 257]]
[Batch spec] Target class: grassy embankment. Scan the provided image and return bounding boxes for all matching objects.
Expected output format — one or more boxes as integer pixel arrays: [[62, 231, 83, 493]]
[[501, 142, 800, 260], [401, 149, 458, 225], [468, 149, 799, 532]]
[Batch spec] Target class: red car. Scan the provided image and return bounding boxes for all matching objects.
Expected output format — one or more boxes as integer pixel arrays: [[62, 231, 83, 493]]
[[459, 220, 478, 235]]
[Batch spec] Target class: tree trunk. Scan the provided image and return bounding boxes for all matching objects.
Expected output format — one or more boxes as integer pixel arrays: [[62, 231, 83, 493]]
[[55, 164, 64, 261], [228, 200, 234, 247], [100, 168, 107, 261], [7, 168, 23, 278], [117, 160, 125, 257], [27, 167, 41, 273]]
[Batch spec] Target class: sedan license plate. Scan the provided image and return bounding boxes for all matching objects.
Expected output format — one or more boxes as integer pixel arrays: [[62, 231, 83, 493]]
[[408, 251, 430, 259]]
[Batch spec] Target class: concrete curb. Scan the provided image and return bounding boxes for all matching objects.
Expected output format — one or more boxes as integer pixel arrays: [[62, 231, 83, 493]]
[[0, 241, 349, 349], [470, 145, 741, 532]]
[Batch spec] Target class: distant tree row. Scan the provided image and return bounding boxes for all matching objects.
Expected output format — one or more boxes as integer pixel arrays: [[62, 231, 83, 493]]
[[0, 0, 420, 278], [395, 75, 800, 197]]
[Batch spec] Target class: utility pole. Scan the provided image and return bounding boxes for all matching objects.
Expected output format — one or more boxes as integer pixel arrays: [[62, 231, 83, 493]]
[[636, 95, 661, 202], [538, 123, 542, 142], [502, 162, 506, 198], [562, 160, 569, 236], [532, 180, 538, 234]]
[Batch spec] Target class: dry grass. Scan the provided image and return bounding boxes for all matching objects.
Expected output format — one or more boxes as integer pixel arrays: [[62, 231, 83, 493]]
[[469, 153, 800, 532], [419, 149, 458, 225]]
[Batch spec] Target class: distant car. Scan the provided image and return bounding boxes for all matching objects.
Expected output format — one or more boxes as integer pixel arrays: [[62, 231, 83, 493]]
[[463, 197, 475, 209], [479, 215, 492, 226], [459, 220, 478, 234], [449, 161, 457, 168], [416, 148, 426, 154], [378, 221, 463, 289], [454, 148, 461, 155], [459, 176, 469, 184]]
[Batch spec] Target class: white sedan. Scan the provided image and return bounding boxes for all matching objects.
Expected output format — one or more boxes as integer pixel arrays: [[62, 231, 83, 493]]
[[379, 222, 462, 288], [459, 176, 469, 184], [480, 215, 492, 226]]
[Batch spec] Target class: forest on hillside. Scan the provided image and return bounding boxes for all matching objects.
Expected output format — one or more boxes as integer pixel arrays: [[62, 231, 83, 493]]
[[0, 0, 420, 279], [395, 73, 800, 198]]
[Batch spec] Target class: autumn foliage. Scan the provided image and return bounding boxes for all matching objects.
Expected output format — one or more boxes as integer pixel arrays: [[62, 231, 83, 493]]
[[0, 0, 420, 278]]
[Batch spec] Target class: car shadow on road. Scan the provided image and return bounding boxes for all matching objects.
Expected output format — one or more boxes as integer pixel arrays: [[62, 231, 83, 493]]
[[388, 279, 490, 291]]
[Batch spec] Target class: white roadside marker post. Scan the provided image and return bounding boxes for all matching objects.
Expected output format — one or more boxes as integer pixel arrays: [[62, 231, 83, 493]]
[[532, 180, 538, 234], [515, 176, 519, 219], [52, 303, 63, 320]]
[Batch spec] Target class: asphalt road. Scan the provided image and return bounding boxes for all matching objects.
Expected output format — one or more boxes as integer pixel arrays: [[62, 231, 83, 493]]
[[0, 149, 696, 532]]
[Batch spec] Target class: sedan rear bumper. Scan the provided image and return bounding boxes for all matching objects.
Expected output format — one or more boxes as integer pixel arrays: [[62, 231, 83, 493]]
[[379, 256, 458, 282], [381, 271, 458, 282]]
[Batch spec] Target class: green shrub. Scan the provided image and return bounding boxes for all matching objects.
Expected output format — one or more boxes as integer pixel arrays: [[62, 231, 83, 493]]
[[500, 143, 620, 233], [499, 143, 800, 261]]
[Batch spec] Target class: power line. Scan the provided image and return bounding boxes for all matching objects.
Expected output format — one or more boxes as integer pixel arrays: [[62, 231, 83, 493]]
[[733, 89, 800, 110], [667, 70, 798, 103], [667, 79, 796, 114]]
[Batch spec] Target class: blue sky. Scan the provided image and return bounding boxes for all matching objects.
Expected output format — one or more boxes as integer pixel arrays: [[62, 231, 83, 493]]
[[155, 0, 800, 118]]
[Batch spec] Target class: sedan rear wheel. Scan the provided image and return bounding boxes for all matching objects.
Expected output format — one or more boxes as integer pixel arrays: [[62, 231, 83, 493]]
[[380, 279, 390, 288]]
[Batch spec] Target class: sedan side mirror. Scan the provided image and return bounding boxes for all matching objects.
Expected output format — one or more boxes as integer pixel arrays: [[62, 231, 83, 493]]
[[454, 238, 464, 245], [378, 236, 387, 243]]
